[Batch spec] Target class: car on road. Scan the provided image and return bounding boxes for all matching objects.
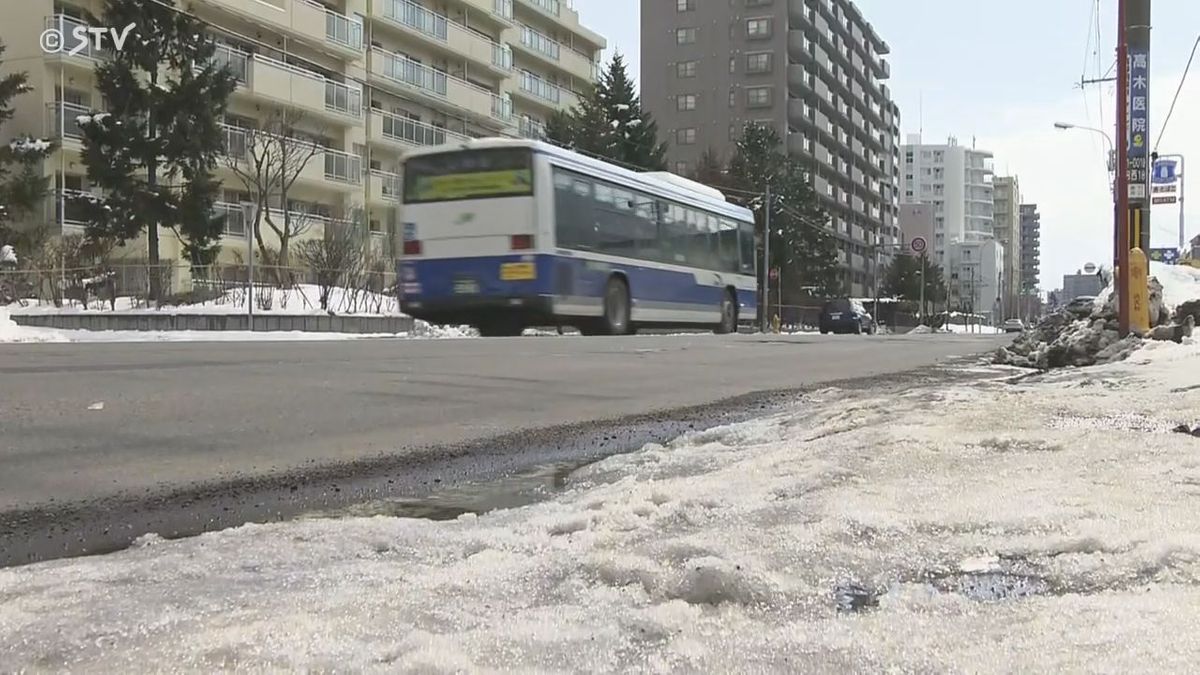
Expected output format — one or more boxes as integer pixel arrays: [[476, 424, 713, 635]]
[[1064, 296, 1098, 317], [1003, 318, 1026, 333], [820, 299, 876, 335]]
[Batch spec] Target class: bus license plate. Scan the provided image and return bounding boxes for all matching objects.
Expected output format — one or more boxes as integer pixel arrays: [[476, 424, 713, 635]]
[[499, 262, 536, 281], [454, 277, 480, 294]]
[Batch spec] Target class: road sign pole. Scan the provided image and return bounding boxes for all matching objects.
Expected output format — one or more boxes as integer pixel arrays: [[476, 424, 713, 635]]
[[762, 184, 771, 333], [919, 253, 926, 323]]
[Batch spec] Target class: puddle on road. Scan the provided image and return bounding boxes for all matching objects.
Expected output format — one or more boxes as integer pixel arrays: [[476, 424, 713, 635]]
[[302, 460, 589, 522]]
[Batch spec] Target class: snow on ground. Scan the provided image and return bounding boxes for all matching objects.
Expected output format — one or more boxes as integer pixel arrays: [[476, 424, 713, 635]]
[[6, 284, 404, 317], [0, 308, 68, 343], [3, 342, 1200, 670]]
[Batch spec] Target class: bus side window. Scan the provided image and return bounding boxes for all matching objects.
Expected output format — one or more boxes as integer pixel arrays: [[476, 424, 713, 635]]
[[738, 222, 756, 274], [719, 218, 740, 273], [633, 192, 659, 261], [553, 169, 594, 250]]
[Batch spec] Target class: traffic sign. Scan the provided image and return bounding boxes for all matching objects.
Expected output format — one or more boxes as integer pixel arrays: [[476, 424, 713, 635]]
[[910, 236, 927, 254]]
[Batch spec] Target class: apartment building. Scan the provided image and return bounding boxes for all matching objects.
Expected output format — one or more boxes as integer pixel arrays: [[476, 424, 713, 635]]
[[640, 0, 903, 298], [900, 135, 994, 268], [992, 175, 1021, 319], [947, 238, 1003, 324], [1, 0, 604, 274], [1019, 203, 1041, 294]]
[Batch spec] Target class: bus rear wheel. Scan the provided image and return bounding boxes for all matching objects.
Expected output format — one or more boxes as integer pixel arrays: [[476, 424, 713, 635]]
[[715, 290, 738, 334], [601, 277, 632, 335]]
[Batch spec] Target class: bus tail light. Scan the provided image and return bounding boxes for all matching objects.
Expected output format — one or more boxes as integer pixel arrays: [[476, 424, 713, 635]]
[[510, 234, 534, 251], [403, 240, 423, 256]]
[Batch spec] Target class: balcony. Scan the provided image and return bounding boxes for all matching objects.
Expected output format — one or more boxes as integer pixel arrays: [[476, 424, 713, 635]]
[[45, 101, 92, 149], [217, 47, 363, 125], [513, 23, 597, 81], [374, 0, 513, 76], [514, 70, 577, 111], [369, 170, 403, 205], [195, 0, 364, 59], [370, 108, 470, 151], [519, 116, 547, 140], [445, 0, 515, 28], [369, 48, 514, 129], [43, 15, 104, 71], [518, 0, 560, 18]]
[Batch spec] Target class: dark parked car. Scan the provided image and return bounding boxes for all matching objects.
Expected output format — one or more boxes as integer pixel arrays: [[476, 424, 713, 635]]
[[820, 299, 876, 335]]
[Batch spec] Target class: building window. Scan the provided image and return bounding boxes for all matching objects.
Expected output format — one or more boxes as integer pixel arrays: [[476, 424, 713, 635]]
[[674, 161, 691, 175], [746, 18, 772, 39], [677, 94, 697, 111], [746, 52, 772, 73], [676, 60, 697, 78], [729, 57, 736, 73], [676, 28, 696, 44], [747, 86, 772, 108], [676, 128, 697, 145], [676, 0, 694, 10], [729, 89, 736, 107]]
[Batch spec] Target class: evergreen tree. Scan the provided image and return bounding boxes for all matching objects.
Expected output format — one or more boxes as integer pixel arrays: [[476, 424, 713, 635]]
[[74, 0, 237, 298], [597, 53, 666, 171], [545, 53, 667, 171], [726, 124, 841, 299], [0, 40, 55, 241], [882, 253, 946, 314], [689, 148, 726, 187]]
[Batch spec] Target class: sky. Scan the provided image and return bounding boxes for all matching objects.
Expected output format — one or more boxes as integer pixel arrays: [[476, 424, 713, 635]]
[[574, 0, 1200, 292]]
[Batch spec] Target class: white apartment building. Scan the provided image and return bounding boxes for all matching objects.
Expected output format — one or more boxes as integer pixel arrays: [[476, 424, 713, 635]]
[[900, 135, 995, 268], [992, 175, 1021, 319], [947, 238, 1003, 324], [1, 0, 604, 272]]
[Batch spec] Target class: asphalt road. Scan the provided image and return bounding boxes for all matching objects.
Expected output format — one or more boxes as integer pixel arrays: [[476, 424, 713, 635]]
[[0, 332, 1006, 513]]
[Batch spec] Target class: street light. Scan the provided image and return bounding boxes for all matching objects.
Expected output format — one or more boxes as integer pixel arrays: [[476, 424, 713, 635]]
[[1054, 121, 1120, 278]]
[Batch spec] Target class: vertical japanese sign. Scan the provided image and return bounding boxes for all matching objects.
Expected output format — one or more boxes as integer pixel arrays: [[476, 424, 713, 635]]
[[1127, 48, 1150, 202]]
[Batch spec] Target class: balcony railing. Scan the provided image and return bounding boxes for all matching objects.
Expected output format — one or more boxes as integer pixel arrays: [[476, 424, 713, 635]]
[[380, 51, 449, 96], [372, 170, 403, 201], [378, 109, 468, 147], [324, 148, 363, 185], [492, 95, 514, 122], [384, 0, 449, 40], [494, 43, 514, 71], [213, 201, 247, 237], [494, 0, 514, 21], [212, 43, 250, 83], [521, 0, 560, 17], [519, 116, 547, 140], [519, 71, 561, 104], [46, 101, 93, 140], [310, 0, 364, 50], [324, 79, 363, 118], [45, 15, 102, 60], [520, 24, 560, 60]]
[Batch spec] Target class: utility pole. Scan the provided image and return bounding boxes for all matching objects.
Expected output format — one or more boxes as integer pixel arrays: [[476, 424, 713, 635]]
[[1115, 0, 1131, 336], [762, 183, 771, 333], [919, 252, 926, 323]]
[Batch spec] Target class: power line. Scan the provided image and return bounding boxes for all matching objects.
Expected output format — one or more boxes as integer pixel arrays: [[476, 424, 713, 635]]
[[1154, 33, 1200, 153]]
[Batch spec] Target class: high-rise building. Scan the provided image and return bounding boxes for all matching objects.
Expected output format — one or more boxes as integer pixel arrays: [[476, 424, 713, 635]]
[[899, 136, 994, 268], [1019, 203, 1042, 294], [640, 0, 902, 297], [1, 0, 605, 274], [992, 176, 1021, 319]]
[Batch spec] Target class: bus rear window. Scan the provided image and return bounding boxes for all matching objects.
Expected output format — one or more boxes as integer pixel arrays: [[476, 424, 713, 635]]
[[403, 148, 534, 204]]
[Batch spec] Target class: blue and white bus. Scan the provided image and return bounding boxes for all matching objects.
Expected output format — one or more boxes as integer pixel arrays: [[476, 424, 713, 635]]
[[397, 139, 758, 336]]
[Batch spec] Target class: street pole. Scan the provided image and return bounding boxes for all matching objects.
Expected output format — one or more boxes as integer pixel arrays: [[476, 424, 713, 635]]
[[919, 252, 926, 324], [241, 202, 256, 331], [1157, 153, 1186, 250], [762, 183, 771, 333], [1115, 0, 1131, 336]]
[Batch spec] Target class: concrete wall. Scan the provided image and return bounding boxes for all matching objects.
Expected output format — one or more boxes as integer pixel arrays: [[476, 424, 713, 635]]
[[12, 313, 414, 334]]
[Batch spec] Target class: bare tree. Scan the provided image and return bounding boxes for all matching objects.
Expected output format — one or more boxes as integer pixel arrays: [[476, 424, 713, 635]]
[[223, 109, 325, 284], [296, 219, 363, 311]]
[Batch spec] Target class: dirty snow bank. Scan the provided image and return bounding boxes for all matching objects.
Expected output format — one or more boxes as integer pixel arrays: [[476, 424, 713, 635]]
[[3, 345, 1200, 671], [6, 284, 404, 317], [0, 308, 67, 343]]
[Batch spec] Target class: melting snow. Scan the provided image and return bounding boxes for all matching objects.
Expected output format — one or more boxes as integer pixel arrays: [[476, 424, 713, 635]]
[[2, 338, 1200, 669]]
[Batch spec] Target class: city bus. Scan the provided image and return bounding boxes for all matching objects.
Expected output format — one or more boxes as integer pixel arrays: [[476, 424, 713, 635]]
[[397, 138, 758, 337]]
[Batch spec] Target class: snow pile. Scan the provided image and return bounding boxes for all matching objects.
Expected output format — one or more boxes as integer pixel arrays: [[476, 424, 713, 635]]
[[4, 347, 1200, 670], [8, 284, 405, 317], [0, 308, 67, 343], [7, 137, 53, 154], [407, 322, 477, 339], [0, 245, 16, 266], [996, 262, 1199, 369]]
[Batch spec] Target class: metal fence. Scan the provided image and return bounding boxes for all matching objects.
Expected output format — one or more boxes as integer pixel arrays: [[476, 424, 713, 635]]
[[3, 263, 398, 314]]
